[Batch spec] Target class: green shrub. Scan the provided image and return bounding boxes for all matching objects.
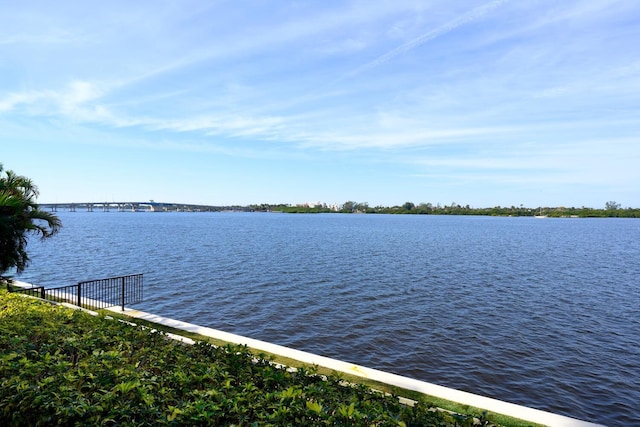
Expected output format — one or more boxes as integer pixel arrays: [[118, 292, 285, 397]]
[[1, 291, 493, 426]]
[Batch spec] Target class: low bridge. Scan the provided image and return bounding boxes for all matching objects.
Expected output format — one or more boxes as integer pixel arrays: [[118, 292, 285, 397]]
[[39, 201, 250, 213]]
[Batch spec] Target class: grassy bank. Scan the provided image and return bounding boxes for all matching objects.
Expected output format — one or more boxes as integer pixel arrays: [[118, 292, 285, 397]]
[[0, 290, 538, 426]]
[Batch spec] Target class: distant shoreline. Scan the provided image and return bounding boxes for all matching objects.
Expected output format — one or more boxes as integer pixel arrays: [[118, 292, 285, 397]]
[[39, 202, 640, 217], [251, 203, 640, 218]]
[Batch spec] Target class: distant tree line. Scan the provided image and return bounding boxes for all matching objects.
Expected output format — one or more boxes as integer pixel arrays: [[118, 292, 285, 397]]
[[249, 201, 640, 218]]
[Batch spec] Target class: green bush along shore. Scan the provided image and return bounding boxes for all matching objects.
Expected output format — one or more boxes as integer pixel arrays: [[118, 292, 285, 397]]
[[0, 290, 517, 426]]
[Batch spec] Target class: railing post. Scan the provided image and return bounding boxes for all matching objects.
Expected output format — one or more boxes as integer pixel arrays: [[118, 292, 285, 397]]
[[40, 287, 45, 300], [77, 282, 82, 308], [121, 276, 125, 311]]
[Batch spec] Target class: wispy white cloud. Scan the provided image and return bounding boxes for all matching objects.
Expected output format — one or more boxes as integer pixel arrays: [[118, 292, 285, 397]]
[[0, 80, 111, 121], [0, 33, 75, 45], [1, 1, 639, 206], [337, 0, 510, 81], [407, 136, 640, 186], [0, 91, 48, 112], [535, 60, 640, 99]]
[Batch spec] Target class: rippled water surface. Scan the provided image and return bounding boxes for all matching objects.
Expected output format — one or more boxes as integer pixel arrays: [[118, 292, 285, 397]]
[[16, 212, 640, 425]]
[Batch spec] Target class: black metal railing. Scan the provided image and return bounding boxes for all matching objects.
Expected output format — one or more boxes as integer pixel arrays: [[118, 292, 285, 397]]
[[10, 285, 47, 300], [8, 274, 144, 311]]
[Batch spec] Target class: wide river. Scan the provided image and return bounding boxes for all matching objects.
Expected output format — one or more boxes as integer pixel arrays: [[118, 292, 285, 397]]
[[15, 212, 639, 425]]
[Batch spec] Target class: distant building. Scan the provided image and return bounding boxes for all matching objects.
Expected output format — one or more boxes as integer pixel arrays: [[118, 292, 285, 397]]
[[295, 202, 340, 211]]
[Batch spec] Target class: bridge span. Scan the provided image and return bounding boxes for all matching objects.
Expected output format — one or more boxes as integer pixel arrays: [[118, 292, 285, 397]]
[[39, 202, 248, 213]]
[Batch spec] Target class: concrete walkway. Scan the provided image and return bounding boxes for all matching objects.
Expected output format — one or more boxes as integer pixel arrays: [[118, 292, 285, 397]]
[[109, 306, 603, 427]]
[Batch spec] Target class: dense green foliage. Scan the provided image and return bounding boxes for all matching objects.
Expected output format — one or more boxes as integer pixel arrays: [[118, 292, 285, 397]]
[[0, 164, 61, 275], [251, 201, 640, 217], [0, 291, 499, 426]]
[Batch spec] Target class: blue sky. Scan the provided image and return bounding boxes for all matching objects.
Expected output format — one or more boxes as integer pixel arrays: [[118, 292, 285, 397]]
[[1, 0, 639, 208]]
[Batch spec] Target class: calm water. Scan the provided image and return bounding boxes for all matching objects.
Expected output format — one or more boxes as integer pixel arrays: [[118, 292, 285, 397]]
[[15, 212, 640, 425]]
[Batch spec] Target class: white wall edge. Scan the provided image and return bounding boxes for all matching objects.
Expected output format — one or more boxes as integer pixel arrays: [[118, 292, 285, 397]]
[[111, 307, 604, 427], [5, 281, 603, 427]]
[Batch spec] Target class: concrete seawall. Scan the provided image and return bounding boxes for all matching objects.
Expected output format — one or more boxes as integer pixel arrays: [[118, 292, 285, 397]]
[[108, 306, 603, 427], [8, 280, 602, 426]]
